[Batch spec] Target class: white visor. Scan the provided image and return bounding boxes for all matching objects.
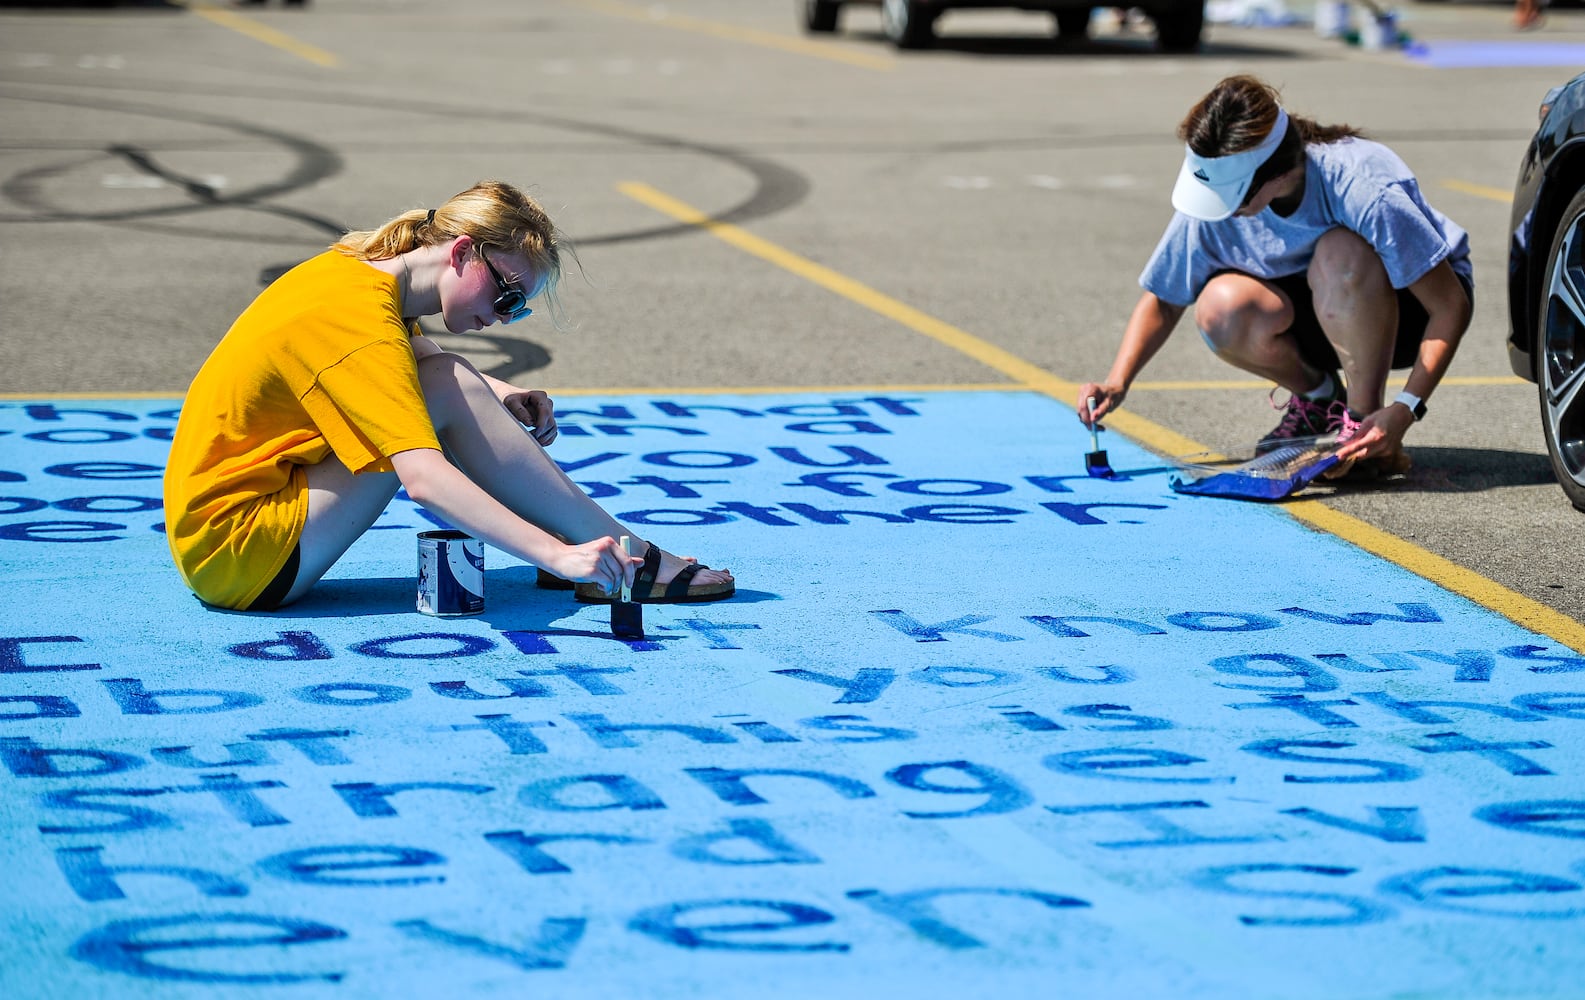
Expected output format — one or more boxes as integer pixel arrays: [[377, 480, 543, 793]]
[[1170, 107, 1290, 222]]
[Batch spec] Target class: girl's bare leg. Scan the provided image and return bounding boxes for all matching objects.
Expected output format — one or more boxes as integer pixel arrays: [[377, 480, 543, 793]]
[[284, 456, 400, 604], [1194, 272, 1325, 395], [1307, 227, 1396, 416]]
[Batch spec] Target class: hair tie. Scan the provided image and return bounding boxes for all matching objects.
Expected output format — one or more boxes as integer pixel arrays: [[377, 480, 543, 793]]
[[424, 208, 436, 227]]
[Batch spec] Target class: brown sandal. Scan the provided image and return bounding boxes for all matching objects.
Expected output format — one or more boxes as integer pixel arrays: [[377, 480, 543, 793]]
[[571, 542, 734, 604]]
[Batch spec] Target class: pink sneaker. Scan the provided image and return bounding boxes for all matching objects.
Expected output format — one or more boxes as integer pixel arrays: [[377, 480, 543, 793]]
[[1319, 403, 1415, 481], [1257, 391, 1345, 453], [1329, 401, 1362, 442]]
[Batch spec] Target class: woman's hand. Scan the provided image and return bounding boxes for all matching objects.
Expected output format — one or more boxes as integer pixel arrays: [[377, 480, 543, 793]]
[[1077, 383, 1125, 426], [549, 537, 642, 596], [1336, 403, 1413, 461], [502, 389, 558, 446]]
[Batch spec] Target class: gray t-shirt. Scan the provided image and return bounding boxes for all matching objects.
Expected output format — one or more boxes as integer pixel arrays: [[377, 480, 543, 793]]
[[1139, 137, 1472, 306]]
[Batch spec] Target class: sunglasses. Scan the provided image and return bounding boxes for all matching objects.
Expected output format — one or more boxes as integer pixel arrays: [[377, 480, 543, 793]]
[[479, 249, 534, 324]]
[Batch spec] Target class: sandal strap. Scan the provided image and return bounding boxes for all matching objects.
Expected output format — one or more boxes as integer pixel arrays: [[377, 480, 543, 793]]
[[634, 541, 661, 595], [664, 562, 708, 599]]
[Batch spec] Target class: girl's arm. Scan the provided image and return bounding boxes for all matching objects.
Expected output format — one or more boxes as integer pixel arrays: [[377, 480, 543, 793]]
[[1077, 291, 1186, 424], [390, 447, 634, 593]]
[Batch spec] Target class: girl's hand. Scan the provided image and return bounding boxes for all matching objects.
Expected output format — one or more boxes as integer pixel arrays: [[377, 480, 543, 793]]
[[1336, 404, 1412, 461], [503, 390, 558, 446], [1077, 383, 1125, 426], [550, 537, 641, 596]]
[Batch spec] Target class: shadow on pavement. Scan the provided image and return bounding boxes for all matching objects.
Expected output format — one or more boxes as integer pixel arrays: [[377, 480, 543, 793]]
[[263, 566, 782, 625], [1337, 445, 1557, 494]]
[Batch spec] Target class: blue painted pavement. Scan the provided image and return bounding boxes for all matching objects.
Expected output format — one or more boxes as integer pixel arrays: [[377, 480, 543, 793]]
[[0, 392, 1582, 998]]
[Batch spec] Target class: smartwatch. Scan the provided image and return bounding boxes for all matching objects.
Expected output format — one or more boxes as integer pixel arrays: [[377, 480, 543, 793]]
[[1393, 390, 1426, 421]]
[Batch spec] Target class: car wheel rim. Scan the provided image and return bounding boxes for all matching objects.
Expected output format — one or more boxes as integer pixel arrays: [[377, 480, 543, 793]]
[[1544, 215, 1585, 488]]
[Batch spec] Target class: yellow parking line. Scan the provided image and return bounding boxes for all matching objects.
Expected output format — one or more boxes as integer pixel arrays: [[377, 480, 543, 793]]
[[618, 179, 1585, 652], [574, 0, 895, 71], [1441, 179, 1511, 204], [173, 1, 339, 68], [618, 183, 1075, 392]]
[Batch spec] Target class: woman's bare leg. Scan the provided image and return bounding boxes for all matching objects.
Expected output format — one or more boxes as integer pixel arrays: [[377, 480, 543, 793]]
[[1308, 227, 1397, 416], [1194, 272, 1326, 395], [416, 352, 731, 587], [283, 455, 400, 604]]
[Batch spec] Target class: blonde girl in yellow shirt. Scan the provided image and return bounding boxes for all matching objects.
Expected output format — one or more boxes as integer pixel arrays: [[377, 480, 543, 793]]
[[164, 180, 733, 611]]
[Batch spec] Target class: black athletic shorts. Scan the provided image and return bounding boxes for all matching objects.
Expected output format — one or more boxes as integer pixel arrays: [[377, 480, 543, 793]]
[[1255, 268, 1473, 373], [247, 544, 301, 612]]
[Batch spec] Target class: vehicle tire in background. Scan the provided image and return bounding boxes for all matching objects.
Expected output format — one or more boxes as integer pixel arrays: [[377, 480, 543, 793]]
[[882, 0, 935, 48], [1536, 186, 1585, 511], [1055, 7, 1093, 41], [1152, 2, 1204, 52], [803, 0, 841, 32]]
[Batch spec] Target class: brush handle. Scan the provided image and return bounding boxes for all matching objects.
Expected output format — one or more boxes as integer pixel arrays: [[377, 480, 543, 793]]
[[1086, 397, 1101, 449], [618, 536, 633, 602]]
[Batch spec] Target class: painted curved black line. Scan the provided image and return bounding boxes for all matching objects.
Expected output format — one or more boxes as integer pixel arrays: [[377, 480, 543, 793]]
[[0, 85, 809, 248], [0, 91, 344, 224], [107, 143, 348, 235], [0, 83, 812, 379]]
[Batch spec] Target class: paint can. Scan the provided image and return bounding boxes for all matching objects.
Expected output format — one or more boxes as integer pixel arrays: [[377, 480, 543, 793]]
[[1314, 0, 1351, 38], [1360, 10, 1398, 49], [416, 530, 484, 617]]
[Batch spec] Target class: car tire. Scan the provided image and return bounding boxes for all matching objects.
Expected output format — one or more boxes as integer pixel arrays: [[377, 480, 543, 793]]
[[881, 0, 934, 49], [1055, 7, 1092, 40], [803, 0, 841, 32], [1535, 186, 1585, 511], [1153, 3, 1204, 52]]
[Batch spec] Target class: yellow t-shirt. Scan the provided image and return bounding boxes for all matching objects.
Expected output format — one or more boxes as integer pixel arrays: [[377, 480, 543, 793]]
[[164, 250, 442, 609]]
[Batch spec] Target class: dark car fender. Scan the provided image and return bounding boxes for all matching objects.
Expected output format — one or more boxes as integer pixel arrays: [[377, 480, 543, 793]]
[[1508, 82, 1585, 382]]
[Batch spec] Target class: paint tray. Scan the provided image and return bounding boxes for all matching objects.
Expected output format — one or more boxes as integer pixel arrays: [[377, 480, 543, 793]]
[[1168, 436, 1344, 501]]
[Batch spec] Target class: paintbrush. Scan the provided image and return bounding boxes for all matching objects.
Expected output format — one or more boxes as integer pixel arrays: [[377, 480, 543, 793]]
[[610, 535, 644, 639], [1085, 397, 1116, 478]]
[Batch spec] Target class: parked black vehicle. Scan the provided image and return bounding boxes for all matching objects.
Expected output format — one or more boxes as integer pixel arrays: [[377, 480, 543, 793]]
[[801, 0, 1206, 53], [1509, 71, 1585, 511]]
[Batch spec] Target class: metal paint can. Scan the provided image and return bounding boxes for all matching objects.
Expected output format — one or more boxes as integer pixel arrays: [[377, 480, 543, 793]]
[[416, 530, 484, 616]]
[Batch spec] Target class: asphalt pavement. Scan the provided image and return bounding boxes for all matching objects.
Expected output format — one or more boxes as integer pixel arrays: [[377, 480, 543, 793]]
[[4, 3, 1585, 995]]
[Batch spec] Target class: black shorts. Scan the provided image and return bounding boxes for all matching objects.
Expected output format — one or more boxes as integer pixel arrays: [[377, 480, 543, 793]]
[[1259, 269, 1473, 373], [247, 544, 301, 612]]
